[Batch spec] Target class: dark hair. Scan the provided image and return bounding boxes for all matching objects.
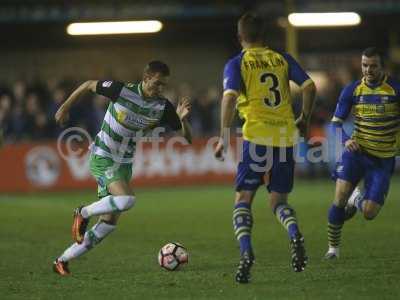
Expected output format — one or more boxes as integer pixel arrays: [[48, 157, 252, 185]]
[[238, 12, 265, 43], [362, 47, 385, 66], [144, 60, 170, 76]]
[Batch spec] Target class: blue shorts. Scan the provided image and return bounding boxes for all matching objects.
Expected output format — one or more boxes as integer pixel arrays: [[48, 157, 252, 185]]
[[235, 140, 295, 193], [334, 150, 395, 205]]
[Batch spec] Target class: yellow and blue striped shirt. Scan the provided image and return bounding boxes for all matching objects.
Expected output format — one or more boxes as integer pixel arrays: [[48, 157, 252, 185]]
[[333, 76, 400, 158]]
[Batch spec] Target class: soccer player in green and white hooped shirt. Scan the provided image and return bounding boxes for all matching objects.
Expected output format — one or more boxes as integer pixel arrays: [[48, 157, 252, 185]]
[[53, 61, 192, 276]]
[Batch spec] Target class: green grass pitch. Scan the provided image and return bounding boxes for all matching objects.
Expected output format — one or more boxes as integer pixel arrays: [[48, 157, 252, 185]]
[[1, 178, 399, 299]]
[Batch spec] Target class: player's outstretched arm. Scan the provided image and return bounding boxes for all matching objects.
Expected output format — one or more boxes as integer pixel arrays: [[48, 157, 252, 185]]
[[176, 98, 193, 144], [55, 80, 98, 126], [214, 92, 237, 161], [295, 81, 316, 138]]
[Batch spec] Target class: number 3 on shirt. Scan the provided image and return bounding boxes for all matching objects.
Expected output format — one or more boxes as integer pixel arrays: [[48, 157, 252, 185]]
[[260, 73, 282, 108]]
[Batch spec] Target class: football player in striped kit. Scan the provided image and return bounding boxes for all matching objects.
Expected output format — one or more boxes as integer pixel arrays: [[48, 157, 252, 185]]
[[325, 48, 400, 259], [53, 61, 192, 275]]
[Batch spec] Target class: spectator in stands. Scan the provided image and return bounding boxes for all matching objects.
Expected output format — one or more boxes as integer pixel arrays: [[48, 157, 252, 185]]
[[0, 94, 12, 141], [24, 92, 50, 140], [192, 86, 219, 136]]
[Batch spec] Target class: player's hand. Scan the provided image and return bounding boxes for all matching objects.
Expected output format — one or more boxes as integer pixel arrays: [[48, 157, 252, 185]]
[[345, 139, 360, 152], [295, 113, 310, 138], [55, 104, 70, 126], [214, 139, 225, 161], [176, 97, 191, 121]]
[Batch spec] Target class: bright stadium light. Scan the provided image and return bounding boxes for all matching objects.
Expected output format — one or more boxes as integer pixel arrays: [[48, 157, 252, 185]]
[[67, 20, 163, 35], [288, 12, 361, 27]]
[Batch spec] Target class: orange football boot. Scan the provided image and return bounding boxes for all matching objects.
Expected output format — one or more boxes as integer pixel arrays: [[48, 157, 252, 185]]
[[53, 259, 70, 276], [72, 206, 89, 244]]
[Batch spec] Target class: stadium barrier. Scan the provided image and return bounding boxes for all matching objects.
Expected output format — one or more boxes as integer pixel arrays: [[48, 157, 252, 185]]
[[0, 139, 237, 193], [3, 138, 397, 193]]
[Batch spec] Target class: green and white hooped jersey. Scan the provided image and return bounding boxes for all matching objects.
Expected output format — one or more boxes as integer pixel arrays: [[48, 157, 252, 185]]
[[90, 80, 181, 163]]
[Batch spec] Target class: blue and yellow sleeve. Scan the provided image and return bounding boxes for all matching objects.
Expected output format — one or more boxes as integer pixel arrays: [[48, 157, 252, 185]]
[[333, 83, 357, 122], [223, 54, 243, 97], [331, 82, 358, 143], [282, 53, 313, 88]]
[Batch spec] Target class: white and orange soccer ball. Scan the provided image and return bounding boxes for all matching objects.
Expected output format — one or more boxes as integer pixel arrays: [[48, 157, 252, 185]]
[[158, 242, 189, 271]]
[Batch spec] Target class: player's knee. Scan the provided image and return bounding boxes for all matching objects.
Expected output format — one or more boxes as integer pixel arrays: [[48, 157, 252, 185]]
[[363, 208, 378, 220], [362, 200, 381, 220], [115, 195, 136, 211]]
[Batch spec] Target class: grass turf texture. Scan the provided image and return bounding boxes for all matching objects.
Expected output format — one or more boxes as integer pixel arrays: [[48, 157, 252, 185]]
[[1, 178, 399, 300]]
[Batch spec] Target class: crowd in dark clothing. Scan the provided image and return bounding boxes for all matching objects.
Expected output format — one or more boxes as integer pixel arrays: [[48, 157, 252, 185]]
[[0, 79, 221, 143], [0, 73, 352, 144]]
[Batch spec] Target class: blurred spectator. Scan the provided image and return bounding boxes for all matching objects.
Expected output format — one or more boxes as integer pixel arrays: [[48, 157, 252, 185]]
[[0, 94, 12, 139], [24, 93, 44, 139], [47, 85, 67, 138], [0, 62, 361, 150], [12, 80, 26, 106], [92, 95, 109, 133], [177, 82, 194, 100], [32, 112, 52, 140], [8, 103, 25, 142], [192, 86, 219, 137]]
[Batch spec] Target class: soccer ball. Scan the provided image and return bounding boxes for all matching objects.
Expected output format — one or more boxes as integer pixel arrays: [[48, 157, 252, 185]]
[[158, 242, 188, 271]]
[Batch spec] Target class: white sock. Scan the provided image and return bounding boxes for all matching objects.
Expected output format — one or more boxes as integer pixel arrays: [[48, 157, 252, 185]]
[[328, 247, 340, 257], [59, 221, 116, 262], [81, 195, 135, 218]]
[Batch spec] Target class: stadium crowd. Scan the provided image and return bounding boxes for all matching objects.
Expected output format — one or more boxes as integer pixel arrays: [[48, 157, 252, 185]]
[[0, 71, 350, 144], [0, 79, 222, 142]]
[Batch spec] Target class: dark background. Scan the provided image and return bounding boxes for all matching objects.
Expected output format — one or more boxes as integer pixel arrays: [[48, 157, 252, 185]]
[[1, 0, 400, 154]]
